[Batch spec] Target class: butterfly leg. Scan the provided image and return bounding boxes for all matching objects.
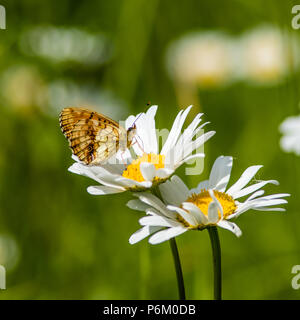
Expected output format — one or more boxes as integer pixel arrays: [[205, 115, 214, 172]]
[[132, 136, 145, 154], [121, 150, 131, 167]]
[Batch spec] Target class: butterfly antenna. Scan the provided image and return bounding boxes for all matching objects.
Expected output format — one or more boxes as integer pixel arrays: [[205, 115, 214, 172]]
[[131, 112, 143, 128]]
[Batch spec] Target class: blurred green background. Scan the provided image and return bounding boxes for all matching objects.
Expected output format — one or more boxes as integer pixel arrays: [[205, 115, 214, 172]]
[[0, 0, 300, 299]]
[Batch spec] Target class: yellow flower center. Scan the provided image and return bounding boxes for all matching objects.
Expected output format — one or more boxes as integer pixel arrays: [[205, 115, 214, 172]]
[[122, 153, 165, 182], [183, 189, 237, 228]]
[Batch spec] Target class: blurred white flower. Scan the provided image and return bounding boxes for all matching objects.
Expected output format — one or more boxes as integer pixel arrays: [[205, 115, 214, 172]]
[[69, 105, 215, 194], [279, 114, 300, 155], [166, 32, 235, 88], [128, 156, 289, 244], [0, 65, 47, 111], [237, 25, 296, 84], [19, 26, 112, 66]]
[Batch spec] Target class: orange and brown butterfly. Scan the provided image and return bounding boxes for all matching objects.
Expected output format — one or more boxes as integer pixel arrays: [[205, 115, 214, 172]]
[[59, 107, 137, 165]]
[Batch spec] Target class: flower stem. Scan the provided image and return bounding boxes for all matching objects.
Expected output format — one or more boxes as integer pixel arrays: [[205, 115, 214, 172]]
[[152, 185, 186, 300], [169, 238, 186, 300], [207, 226, 222, 300]]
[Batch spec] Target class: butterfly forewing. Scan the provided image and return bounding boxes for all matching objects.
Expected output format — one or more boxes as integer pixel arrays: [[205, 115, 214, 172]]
[[59, 107, 127, 165]]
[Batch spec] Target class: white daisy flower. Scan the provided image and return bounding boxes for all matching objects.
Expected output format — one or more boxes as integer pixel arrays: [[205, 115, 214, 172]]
[[279, 114, 300, 155], [128, 156, 289, 244], [237, 25, 297, 84], [69, 105, 215, 194], [166, 31, 235, 88]]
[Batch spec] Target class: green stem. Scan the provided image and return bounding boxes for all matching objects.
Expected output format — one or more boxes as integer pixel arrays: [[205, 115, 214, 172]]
[[169, 238, 186, 300], [152, 186, 186, 300], [207, 226, 222, 300]]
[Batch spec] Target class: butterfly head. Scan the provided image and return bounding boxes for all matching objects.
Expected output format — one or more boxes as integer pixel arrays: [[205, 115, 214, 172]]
[[127, 123, 137, 147]]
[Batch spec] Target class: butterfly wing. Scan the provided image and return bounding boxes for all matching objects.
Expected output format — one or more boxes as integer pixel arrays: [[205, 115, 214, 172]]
[[59, 107, 125, 165]]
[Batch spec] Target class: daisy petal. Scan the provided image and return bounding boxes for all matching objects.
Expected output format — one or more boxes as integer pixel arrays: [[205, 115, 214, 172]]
[[208, 156, 233, 192], [149, 227, 187, 244], [227, 165, 263, 197], [137, 193, 176, 219], [189, 180, 209, 194], [232, 180, 279, 199], [217, 220, 242, 237], [178, 153, 205, 167], [256, 193, 290, 200], [140, 162, 156, 181], [207, 201, 219, 223], [143, 105, 158, 154], [181, 202, 208, 225], [155, 168, 174, 179], [161, 106, 192, 155], [246, 190, 265, 201], [167, 204, 198, 226], [127, 199, 150, 211], [252, 207, 286, 212], [139, 216, 179, 227], [87, 185, 124, 195], [129, 226, 162, 244], [159, 175, 189, 206], [209, 189, 224, 218], [252, 198, 288, 207]]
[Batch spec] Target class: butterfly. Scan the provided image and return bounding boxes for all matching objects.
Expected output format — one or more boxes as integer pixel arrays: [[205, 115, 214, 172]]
[[59, 107, 137, 165]]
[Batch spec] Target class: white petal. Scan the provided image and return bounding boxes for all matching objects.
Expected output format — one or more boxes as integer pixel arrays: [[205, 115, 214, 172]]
[[173, 131, 215, 165], [128, 106, 158, 156], [252, 207, 286, 212], [207, 201, 219, 223], [229, 202, 254, 218], [87, 185, 124, 195], [189, 180, 209, 194], [177, 153, 205, 168], [161, 106, 193, 156], [69, 163, 124, 189], [246, 190, 265, 201], [155, 168, 173, 179], [170, 175, 190, 197], [232, 180, 279, 199], [251, 198, 288, 207], [149, 227, 187, 244], [217, 220, 242, 237], [140, 162, 156, 181], [139, 216, 179, 227], [127, 199, 150, 211], [129, 226, 162, 244], [167, 205, 198, 226], [256, 193, 290, 200], [159, 175, 189, 206], [145, 208, 166, 217], [170, 113, 203, 161], [114, 176, 152, 189], [138, 106, 158, 155], [68, 162, 84, 175], [181, 202, 208, 225], [226, 165, 263, 197], [209, 189, 224, 219], [137, 193, 176, 219], [143, 105, 158, 154], [208, 156, 233, 192]]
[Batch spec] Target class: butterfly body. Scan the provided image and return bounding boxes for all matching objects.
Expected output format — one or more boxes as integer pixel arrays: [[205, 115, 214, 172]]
[[59, 107, 136, 165]]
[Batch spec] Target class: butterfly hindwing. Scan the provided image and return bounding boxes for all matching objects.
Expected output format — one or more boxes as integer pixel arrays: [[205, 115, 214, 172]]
[[59, 107, 124, 165]]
